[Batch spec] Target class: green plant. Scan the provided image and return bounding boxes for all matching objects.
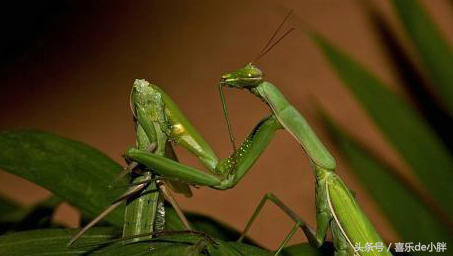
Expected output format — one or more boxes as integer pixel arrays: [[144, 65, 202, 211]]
[[305, 0, 453, 255]]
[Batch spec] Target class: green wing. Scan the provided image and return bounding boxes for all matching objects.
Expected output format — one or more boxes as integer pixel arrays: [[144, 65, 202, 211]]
[[327, 174, 392, 256], [154, 85, 219, 172]]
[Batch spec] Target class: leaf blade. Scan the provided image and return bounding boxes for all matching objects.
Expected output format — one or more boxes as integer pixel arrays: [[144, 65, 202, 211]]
[[0, 228, 120, 256], [0, 130, 126, 226], [323, 114, 453, 248], [392, 0, 453, 114], [310, 32, 453, 219]]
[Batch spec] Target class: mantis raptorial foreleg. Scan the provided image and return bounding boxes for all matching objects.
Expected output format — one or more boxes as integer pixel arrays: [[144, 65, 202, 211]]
[[218, 48, 393, 256], [123, 95, 282, 190]]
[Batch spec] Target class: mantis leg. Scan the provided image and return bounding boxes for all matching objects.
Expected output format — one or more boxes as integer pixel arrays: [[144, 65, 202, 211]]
[[158, 181, 193, 230], [237, 192, 331, 256], [125, 115, 282, 190], [67, 182, 148, 246], [126, 148, 223, 186]]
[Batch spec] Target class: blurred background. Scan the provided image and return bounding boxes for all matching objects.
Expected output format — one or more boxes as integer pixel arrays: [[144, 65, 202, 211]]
[[1, 0, 452, 249]]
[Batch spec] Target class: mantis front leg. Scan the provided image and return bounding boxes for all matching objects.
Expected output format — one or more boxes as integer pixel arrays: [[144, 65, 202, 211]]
[[124, 114, 282, 190]]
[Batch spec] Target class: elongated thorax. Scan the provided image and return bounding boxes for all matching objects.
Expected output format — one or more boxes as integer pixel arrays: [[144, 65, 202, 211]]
[[252, 81, 336, 170]]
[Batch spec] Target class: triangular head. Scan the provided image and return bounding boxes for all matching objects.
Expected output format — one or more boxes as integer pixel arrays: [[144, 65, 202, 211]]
[[220, 63, 264, 89]]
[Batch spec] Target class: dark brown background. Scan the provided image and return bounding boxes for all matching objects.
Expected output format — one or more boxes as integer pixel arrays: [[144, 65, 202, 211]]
[[1, 0, 451, 248]]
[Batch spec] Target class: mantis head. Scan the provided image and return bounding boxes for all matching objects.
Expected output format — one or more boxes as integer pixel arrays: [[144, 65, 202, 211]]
[[218, 10, 293, 153], [220, 63, 263, 89]]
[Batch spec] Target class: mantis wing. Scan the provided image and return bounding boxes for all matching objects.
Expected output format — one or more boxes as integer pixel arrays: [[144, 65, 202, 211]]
[[327, 174, 391, 256], [164, 141, 193, 198]]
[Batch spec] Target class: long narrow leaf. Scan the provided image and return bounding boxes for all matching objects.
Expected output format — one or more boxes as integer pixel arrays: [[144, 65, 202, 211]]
[[0, 228, 120, 256], [323, 114, 453, 252], [310, 33, 453, 219], [280, 243, 333, 256], [392, 0, 453, 114], [95, 233, 270, 256], [364, 3, 453, 152], [0, 130, 126, 226]]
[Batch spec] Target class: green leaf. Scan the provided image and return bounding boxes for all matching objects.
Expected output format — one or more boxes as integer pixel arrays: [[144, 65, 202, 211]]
[[0, 130, 126, 226], [96, 244, 202, 256], [392, 0, 453, 114], [95, 234, 270, 256], [166, 206, 256, 245], [209, 241, 270, 256], [279, 243, 333, 256], [0, 228, 120, 256], [0, 227, 271, 256], [0, 227, 269, 256], [310, 32, 453, 219], [323, 115, 453, 250]]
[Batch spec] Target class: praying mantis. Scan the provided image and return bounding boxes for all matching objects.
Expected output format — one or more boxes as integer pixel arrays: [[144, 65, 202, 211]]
[[123, 17, 393, 256], [218, 61, 393, 256], [215, 16, 394, 256], [68, 77, 279, 251], [68, 79, 195, 245], [69, 12, 393, 256]]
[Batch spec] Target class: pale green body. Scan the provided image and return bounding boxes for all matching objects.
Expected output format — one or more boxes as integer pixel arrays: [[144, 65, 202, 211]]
[[108, 62, 391, 256], [123, 79, 282, 256], [258, 81, 385, 251], [125, 78, 391, 255], [221, 64, 392, 256], [122, 80, 169, 241]]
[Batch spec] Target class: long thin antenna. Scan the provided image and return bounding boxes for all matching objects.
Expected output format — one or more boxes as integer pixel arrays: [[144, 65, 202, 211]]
[[253, 9, 294, 63], [254, 27, 295, 62], [219, 84, 237, 152]]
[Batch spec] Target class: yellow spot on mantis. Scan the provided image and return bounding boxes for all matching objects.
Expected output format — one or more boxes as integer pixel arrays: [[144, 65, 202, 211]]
[[172, 123, 185, 135]]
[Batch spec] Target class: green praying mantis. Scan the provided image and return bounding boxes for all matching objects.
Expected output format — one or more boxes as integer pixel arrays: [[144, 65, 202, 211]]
[[68, 79, 278, 255], [68, 79, 196, 246], [69, 12, 393, 256], [125, 29, 393, 256], [219, 67, 393, 256], [219, 17, 393, 256], [68, 76, 280, 249]]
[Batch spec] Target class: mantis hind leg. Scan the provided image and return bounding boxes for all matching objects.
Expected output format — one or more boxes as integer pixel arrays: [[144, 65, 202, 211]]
[[238, 192, 331, 256]]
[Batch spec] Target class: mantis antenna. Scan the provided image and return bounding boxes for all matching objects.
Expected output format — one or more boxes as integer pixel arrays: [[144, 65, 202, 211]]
[[218, 9, 295, 161], [253, 9, 295, 63], [253, 27, 295, 63]]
